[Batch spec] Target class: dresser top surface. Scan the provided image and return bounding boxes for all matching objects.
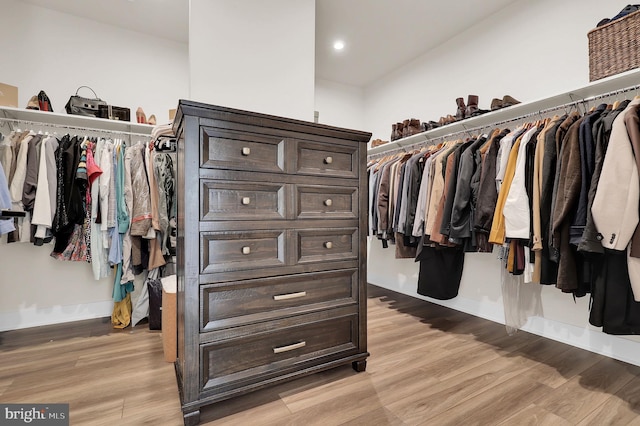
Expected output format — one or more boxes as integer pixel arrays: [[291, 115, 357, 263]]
[[173, 99, 372, 144]]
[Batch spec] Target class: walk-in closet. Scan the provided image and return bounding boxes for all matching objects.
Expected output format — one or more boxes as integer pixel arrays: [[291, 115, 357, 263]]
[[2, 1, 640, 425]]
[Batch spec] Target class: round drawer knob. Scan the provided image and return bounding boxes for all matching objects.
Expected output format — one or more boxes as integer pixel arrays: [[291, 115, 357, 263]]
[[242, 147, 251, 156], [324, 156, 333, 164], [241, 197, 251, 205], [324, 199, 333, 207], [242, 246, 251, 255], [324, 241, 333, 249]]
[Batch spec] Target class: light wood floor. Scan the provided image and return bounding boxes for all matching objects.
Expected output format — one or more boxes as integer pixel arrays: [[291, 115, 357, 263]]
[[2, 284, 640, 425]]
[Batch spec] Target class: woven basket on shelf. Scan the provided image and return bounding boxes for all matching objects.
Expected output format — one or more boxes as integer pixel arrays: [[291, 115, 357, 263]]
[[588, 9, 640, 81]]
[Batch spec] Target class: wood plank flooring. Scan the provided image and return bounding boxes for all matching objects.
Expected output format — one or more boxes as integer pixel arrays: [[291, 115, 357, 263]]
[[2, 284, 640, 425]]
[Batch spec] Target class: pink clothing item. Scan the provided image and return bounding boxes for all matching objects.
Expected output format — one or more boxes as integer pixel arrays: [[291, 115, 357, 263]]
[[86, 144, 103, 186]]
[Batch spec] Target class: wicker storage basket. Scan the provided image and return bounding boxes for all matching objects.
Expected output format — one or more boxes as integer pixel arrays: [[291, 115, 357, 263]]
[[588, 9, 640, 81]]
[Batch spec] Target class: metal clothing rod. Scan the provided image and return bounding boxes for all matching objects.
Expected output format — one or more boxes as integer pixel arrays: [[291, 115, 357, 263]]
[[368, 82, 640, 159], [0, 117, 151, 138]]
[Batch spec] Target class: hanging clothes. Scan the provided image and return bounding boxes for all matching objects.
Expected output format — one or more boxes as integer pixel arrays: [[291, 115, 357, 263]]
[[0, 118, 177, 330], [90, 138, 110, 280], [368, 95, 640, 335], [0, 162, 15, 235], [474, 129, 509, 242]]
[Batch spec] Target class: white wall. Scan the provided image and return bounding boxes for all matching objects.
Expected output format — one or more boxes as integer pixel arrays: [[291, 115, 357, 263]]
[[189, 0, 316, 122], [364, 0, 632, 142], [0, 0, 188, 124], [0, 0, 189, 331], [314, 78, 366, 131], [364, 0, 640, 366]]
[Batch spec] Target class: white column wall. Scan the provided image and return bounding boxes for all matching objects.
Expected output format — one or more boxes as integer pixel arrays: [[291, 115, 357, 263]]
[[314, 78, 366, 131], [189, 0, 315, 122], [364, 0, 640, 366], [0, 0, 189, 331]]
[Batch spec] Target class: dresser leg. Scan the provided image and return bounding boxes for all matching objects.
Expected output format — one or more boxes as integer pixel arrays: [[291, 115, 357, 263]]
[[183, 409, 200, 426], [352, 360, 367, 372]]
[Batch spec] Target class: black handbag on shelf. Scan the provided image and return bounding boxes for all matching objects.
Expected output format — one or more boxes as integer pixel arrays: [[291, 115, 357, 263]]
[[65, 86, 107, 117], [98, 104, 131, 122]]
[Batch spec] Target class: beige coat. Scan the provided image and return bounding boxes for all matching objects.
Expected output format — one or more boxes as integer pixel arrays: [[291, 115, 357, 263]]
[[592, 98, 640, 300], [592, 98, 640, 251]]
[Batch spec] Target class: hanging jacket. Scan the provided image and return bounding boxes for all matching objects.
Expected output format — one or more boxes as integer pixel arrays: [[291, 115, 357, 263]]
[[571, 105, 607, 245], [0, 162, 15, 235], [52, 136, 84, 253], [21, 134, 44, 213], [474, 129, 509, 236], [551, 116, 585, 293], [579, 101, 629, 254], [503, 126, 539, 240], [592, 99, 640, 252], [32, 136, 57, 243], [449, 135, 487, 243], [129, 143, 152, 236], [91, 138, 110, 280], [489, 131, 524, 245]]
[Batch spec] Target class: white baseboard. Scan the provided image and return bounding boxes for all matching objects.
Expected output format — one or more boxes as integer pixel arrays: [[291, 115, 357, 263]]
[[369, 280, 640, 368], [520, 317, 640, 368], [0, 301, 114, 332]]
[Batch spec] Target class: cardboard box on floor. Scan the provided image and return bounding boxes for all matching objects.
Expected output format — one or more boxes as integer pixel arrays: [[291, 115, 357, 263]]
[[161, 275, 177, 363], [0, 83, 18, 108]]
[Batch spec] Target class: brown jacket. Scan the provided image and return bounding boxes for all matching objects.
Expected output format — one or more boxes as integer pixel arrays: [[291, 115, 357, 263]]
[[551, 116, 584, 292]]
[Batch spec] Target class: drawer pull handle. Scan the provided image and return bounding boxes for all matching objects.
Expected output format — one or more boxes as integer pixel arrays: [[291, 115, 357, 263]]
[[324, 199, 333, 207], [273, 291, 307, 301], [324, 241, 333, 249], [241, 197, 251, 205], [324, 156, 333, 164], [273, 341, 306, 354], [242, 246, 251, 255], [242, 147, 251, 156]]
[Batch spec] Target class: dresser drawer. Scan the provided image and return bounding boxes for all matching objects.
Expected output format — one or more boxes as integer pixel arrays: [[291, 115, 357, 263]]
[[201, 230, 285, 274], [201, 269, 358, 331], [201, 127, 285, 173], [201, 180, 287, 221], [296, 228, 358, 264], [295, 141, 358, 179], [295, 185, 358, 220], [201, 314, 358, 391]]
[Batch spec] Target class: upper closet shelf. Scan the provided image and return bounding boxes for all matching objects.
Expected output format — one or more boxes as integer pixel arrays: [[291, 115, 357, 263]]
[[0, 105, 154, 136], [368, 67, 640, 155]]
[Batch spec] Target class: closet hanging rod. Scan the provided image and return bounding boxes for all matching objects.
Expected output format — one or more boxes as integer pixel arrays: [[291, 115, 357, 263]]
[[369, 99, 583, 160], [0, 117, 152, 138], [368, 81, 640, 159]]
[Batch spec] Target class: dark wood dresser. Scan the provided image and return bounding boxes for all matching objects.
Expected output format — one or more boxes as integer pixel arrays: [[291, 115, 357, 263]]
[[172, 100, 371, 425]]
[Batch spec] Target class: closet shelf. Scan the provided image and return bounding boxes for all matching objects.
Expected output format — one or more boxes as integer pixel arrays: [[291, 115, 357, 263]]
[[0, 105, 154, 136], [368, 67, 640, 155]]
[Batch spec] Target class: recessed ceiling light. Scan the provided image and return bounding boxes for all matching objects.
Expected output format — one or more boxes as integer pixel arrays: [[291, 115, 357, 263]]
[[333, 40, 345, 51]]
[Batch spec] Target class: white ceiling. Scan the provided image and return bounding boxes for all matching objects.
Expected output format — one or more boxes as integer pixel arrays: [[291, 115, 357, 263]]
[[316, 0, 520, 87], [21, 0, 520, 88], [21, 0, 190, 43]]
